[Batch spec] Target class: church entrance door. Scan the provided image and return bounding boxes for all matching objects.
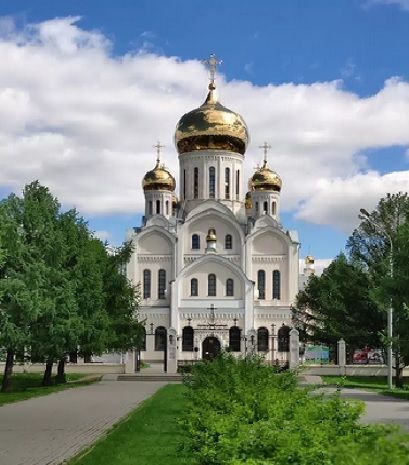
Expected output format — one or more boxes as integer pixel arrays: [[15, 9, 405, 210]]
[[202, 336, 221, 361]]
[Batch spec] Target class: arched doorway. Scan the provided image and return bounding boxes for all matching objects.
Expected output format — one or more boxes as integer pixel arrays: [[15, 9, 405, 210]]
[[202, 336, 221, 361]]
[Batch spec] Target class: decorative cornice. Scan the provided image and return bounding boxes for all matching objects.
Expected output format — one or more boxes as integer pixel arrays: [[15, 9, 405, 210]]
[[184, 254, 241, 266], [252, 255, 286, 263], [138, 255, 172, 263]]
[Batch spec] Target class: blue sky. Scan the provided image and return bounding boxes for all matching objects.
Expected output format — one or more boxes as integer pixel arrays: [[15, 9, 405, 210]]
[[0, 0, 409, 265]]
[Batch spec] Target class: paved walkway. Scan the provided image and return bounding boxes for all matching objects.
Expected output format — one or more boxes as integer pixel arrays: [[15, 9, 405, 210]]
[[338, 388, 409, 431], [0, 379, 168, 465]]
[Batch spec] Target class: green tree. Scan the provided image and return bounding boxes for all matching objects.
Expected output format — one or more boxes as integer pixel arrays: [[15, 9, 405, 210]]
[[102, 242, 142, 354], [295, 254, 384, 358], [0, 192, 44, 391], [348, 192, 409, 387], [23, 183, 80, 386]]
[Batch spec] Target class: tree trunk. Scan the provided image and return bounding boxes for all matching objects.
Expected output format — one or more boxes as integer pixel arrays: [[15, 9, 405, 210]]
[[55, 358, 66, 384], [1, 350, 14, 392], [42, 360, 54, 386], [395, 365, 404, 388], [69, 350, 78, 364]]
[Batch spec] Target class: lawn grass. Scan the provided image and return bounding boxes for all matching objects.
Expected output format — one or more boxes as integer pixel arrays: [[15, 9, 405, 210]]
[[322, 375, 409, 399], [70, 384, 193, 465], [0, 372, 100, 406]]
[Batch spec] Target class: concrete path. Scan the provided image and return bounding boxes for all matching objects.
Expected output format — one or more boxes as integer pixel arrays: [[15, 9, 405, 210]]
[[0, 379, 168, 465], [317, 386, 409, 431]]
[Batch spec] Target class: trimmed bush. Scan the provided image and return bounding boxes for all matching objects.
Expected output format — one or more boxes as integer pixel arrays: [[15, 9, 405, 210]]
[[181, 353, 409, 465]]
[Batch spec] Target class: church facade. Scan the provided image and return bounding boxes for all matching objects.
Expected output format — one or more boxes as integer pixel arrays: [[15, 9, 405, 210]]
[[126, 57, 299, 369]]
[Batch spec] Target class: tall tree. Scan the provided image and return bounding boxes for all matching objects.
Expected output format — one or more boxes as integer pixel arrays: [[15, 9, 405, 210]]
[[0, 192, 44, 391], [23, 182, 79, 386], [347, 192, 409, 386], [103, 242, 142, 354], [295, 254, 384, 357]]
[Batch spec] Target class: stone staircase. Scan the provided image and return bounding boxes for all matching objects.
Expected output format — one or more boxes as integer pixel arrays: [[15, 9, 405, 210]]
[[117, 373, 183, 382]]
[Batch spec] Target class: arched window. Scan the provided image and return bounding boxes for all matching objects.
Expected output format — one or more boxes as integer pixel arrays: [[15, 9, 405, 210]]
[[139, 326, 146, 351], [156, 200, 161, 214], [225, 234, 232, 249], [263, 201, 268, 214], [155, 326, 167, 351], [235, 170, 240, 200], [257, 270, 265, 300], [208, 274, 216, 296], [190, 278, 198, 296], [226, 278, 234, 297], [194, 167, 199, 199], [182, 326, 194, 351], [229, 326, 241, 352], [255, 202, 259, 214], [257, 327, 269, 352], [192, 234, 200, 250], [148, 201, 153, 215], [225, 167, 230, 199], [165, 200, 169, 215], [158, 269, 166, 299], [143, 269, 151, 299], [273, 270, 281, 299], [278, 325, 290, 352], [272, 201, 277, 216], [209, 167, 216, 199], [183, 169, 186, 199]]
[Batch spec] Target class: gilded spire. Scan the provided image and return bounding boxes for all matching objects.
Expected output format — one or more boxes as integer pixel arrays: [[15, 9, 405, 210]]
[[202, 53, 222, 90], [153, 141, 165, 165], [258, 142, 271, 167], [202, 53, 222, 104]]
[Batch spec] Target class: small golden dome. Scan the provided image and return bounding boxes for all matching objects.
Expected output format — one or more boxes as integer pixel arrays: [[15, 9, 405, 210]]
[[249, 160, 282, 192], [305, 255, 315, 265], [245, 191, 252, 209], [171, 193, 178, 206], [175, 84, 249, 155], [206, 228, 217, 242], [142, 160, 176, 192]]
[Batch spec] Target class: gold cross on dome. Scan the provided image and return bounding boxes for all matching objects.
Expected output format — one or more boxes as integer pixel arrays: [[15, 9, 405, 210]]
[[203, 53, 222, 85], [259, 142, 271, 164], [153, 141, 165, 163]]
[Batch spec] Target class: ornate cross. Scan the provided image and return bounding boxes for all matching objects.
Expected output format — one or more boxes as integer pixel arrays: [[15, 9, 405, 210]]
[[207, 303, 217, 325], [153, 141, 165, 163], [203, 54, 222, 85], [259, 142, 271, 164]]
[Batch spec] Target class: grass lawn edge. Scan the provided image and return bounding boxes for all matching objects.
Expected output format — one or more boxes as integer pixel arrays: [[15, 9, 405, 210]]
[[0, 374, 102, 407], [68, 383, 189, 465]]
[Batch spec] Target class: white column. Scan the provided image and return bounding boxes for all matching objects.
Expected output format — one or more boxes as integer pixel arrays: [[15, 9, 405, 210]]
[[167, 327, 178, 374], [289, 329, 300, 369], [337, 338, 346, 375]]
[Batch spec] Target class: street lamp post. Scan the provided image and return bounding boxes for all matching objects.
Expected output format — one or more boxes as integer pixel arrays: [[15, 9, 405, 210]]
[[359, 208, 394, 389]]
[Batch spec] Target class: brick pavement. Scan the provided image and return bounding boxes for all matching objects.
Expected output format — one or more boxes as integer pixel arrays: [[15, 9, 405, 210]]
[[0, 379, 168, 465]]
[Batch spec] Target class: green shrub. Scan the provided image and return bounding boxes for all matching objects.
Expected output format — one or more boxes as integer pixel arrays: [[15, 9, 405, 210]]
[[180, 353, 409, 465]]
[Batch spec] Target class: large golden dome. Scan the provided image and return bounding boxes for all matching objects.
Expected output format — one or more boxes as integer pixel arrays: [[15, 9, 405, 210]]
[[175, 83, 249, 155], [142, 160, 176, 192], [250, 160, 282, 192]]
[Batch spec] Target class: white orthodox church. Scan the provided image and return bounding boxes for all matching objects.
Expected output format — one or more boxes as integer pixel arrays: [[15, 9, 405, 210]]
[[126, 56, 300, 371]]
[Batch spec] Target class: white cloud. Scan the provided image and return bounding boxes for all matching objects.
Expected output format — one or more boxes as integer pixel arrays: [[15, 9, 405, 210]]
[[93, 230, 111, 241], [366, 0, 409, 11], [0, 16, 408, 234], [296, 171, 409, 232]]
